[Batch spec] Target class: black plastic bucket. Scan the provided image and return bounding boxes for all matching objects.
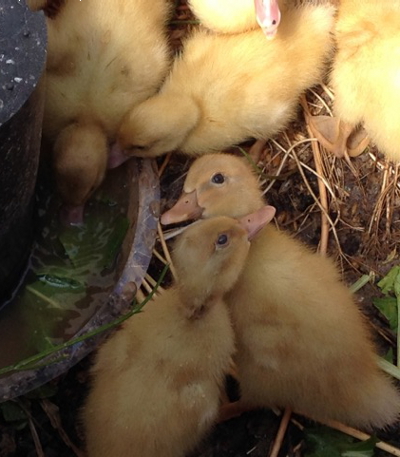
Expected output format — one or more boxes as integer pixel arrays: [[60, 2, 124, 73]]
[[0, 0, 47, 304]]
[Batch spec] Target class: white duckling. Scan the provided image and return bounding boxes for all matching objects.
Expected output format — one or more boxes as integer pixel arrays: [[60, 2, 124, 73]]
[[161, 153, 400, 430], [83, 208, 274, 457], [43, 0, 171, 223], [109, 3, 334, 165]]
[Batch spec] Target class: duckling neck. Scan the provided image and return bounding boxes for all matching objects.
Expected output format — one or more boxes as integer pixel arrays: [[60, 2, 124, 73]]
[[177, 285, 220, 320]]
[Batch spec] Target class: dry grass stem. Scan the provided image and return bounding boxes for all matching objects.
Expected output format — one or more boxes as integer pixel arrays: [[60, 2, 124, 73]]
[[290, 142, 345, 258], [157, 222, 177, 280], [40, 399, 85, 457], [158, 152, 173, 177], [308, 88, 333, 116], [269, 407, 292, 457], [161, 225, 191, 241], [141, 278, 153, 295], [16, 400, 44, 457], [308, 132, 329, 254], [379, 359, 400, 381], [144, 274, 165, 294], [152, 248, 169, 266], [136, 288, 146, 304], [319, 83, 335, 101], [263, 141, 292, 195], [28, 416, 44, 457]]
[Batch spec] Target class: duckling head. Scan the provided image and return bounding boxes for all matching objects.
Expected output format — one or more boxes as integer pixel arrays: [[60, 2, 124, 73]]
[[109, 93, 200, 167], [53, 122, 108, 225], [254, 0, 281, 39], [174, 208, 274, 317], [161, 153, 267, 225]]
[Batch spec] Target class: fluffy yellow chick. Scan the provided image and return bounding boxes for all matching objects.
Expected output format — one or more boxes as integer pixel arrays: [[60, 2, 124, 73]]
[[83, 210, 274, 457], [111, 3, 334, 164], [161, 153, 400, 430], [188, 0, 339, 38], [308, 0, 400, 161], [188, 0, 281, 37], [43, 0, 171, 222]]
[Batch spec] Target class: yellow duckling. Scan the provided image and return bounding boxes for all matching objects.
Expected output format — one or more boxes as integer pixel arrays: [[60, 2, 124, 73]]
[[188, 0, 281, 37], [43, 0, 171, 223], [83, 209, 274, 457], [188, 0, 338, 39], [307, 0, 400, 161], [161, 153, 400, 430], [110, 3, 334, 164]]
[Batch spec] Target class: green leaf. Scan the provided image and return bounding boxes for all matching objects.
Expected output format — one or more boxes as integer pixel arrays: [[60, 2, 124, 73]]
[[377, 266, 400, 296], [59, 214, 129, 271], [0, 401, 27, 423], [0, 264, 169, 376], [384, 347, 394, 363], [24, 279, 85, 309], [20, 280, 85, 352], [305, 433, 341, 457], [25, 383, 58, 399], [372, 297, 398, 332], [37, 273, 84, 291], [304, 426, 377, 457], [102, 216, 130, 269], [341, 438, 378, 456]]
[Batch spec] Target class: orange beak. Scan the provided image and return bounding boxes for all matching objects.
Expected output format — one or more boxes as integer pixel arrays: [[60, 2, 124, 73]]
[[160, 190, 204, 225]]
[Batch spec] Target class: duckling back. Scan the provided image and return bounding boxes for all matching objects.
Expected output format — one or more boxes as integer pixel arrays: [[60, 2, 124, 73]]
[[331, 0, 400, 161], [116, 2, 335, 158], [44, 0, 171, 140], [230, 228, 400, 430]]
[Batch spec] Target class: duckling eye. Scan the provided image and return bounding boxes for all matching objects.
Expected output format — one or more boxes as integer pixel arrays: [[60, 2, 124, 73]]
[[216, 233, 229, 248], [211, 173, 225, 185]]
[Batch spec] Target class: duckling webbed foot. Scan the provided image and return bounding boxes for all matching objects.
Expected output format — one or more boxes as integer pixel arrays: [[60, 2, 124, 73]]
[[306, 115, 369, 158], [346, 125, 370, 157]]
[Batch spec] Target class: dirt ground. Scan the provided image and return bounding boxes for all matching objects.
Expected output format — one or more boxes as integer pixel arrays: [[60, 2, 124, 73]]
[[1, 1, 400, 456]]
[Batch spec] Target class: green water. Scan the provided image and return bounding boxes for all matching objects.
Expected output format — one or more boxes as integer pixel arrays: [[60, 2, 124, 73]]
[[0, 167, 134, 369]]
